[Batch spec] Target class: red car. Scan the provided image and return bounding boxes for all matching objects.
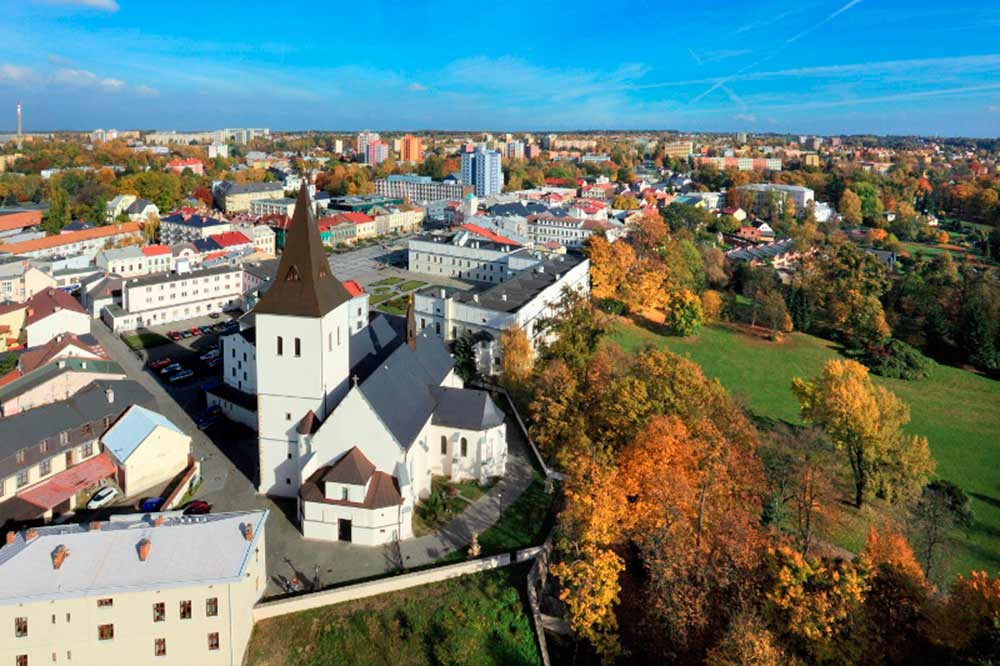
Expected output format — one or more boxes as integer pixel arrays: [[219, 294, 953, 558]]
[[183, 500, 211, 515], [149, 357, 173, 370], [189, 327, 202, 336], [167, 331, 182, 341]]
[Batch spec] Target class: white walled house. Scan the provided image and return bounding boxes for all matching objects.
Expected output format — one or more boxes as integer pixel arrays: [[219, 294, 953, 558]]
[[0, 510, 268, 666], [413, 252, 590, 374], [22, 288, 90, 348], [103, 265, 244, 332], [251, 186, 508, 546], [100, 405, 192, 497]]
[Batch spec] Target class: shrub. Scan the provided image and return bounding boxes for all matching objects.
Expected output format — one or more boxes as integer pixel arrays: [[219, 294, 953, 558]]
[[594, 298, 627, 315], [863, 338, 932, 380], [664, 289, 704, 336]]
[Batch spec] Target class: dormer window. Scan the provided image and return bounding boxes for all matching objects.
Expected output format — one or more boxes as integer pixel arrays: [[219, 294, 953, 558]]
[[276, 336, 283, 356], [341, 488, 349, 501]]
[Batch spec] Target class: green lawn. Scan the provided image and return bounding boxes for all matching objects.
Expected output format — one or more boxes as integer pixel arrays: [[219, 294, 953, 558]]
[[398, 280, 428, 292], [610, 320, 1000, 580], [377, 296, 410, 316], [121, 332, 170, 350], [371, 277, 403, 287], [369, 292, 395, 306], [245, 566, 540, 666]]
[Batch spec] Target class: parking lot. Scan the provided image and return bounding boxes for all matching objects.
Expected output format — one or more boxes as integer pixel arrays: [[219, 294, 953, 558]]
[[328, 235, 471, 293]]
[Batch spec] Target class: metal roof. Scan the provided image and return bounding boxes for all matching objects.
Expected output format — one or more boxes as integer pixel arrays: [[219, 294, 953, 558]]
[[100, 405, 186, 463], [0, 510, 269, 604]]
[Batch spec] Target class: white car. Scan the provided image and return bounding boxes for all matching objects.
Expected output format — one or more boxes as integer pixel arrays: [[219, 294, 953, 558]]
[[86, 486, 119, 510]]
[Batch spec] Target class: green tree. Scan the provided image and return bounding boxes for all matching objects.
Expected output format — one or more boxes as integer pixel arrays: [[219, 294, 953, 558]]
[[839, 189, 863, 226], [850, 182, 884, 226], [43, 185, 71, 233], [452, 331, 478, 383]]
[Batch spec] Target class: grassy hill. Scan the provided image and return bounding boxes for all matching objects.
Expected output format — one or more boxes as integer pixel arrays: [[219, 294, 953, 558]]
[[610, 320, 1000, 582], [246, 565, 540, 666]]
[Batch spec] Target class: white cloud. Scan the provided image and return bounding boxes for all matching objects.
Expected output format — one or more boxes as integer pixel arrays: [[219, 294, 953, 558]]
[[734, 113, 757, 123], [407, 82, 427, 91], [50, 67, 99, 86], [0, 64, 35, 82], [100, 78, 124, 89], [34, 0, 119, 11], [135, 85, 159, 97]]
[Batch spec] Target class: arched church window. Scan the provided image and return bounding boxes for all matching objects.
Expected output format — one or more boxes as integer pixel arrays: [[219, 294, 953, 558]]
[[460, 438, 468, 457], [440, 436, 447, 455], [276, 336, 283, 356]]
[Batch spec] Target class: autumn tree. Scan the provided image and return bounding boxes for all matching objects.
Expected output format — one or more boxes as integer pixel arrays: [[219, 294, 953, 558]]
[[499, 324, 533, 397], [701, 289, 723, 322], [528, 360, 588, 466], [612, 194, 640, 210], [43, 185, 71, 234], [537, 287, 608, 373], [625, 257, 669, 313], [585, 235, 634, 301], [931, 571, 1000, 662], [763, 546, 867, 664], [619, 414, 766, 654], [706, 612, 796, 666], [840, 189, 863, 226], [859, 526, 932, 665], [792, 359, 935, 508], [664, 289, 704, 336]]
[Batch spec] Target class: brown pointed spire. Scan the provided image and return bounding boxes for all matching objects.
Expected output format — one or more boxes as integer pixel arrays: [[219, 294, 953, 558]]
[[406, 292, 417, 350], [253, 183, 353, 317]]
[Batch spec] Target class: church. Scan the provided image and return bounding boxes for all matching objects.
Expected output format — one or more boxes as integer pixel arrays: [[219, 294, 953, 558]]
[[250, 185, 508, 546]]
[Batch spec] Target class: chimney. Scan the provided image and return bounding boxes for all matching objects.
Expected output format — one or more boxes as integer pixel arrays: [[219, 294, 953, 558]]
[[439, 288, 446, 298], [500, 293, 507, 302], [472, 294, 479, 303], [5, 531, 16, 545], [25, 528, 38, 542], [152, 515, 164, 527], [89, 521, 101, 531], [51, 545, 69, 570], [105, 387, 114, 404], [137, 538, 151, 562], [241, 523, 254, 542]]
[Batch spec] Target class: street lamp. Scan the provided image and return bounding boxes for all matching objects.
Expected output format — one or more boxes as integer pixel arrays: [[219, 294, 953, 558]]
[[498, 489, 503, 522]]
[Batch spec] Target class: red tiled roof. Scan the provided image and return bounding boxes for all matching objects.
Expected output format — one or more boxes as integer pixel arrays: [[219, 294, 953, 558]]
[[16, 452, 116, 512], [0, 210, 42, 233], [459, 223, 520, 246], [210, 231, 252, 248], [338, 212, 375, 225], [141, 244, 171, 256], [24, 288, 86, 327], [18, 333, 105, 374], [166, 158, 203, 168], [0, 223, 141, 255], [343, 280, 364, 297], [0, 369, 21, 387]]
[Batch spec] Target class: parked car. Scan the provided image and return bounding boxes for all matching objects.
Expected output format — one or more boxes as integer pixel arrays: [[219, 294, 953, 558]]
[[209, 312, 221, 319], [167, 331, 182, 341], [86, 486, 119, 510], [180, 330, 192, 339], [159, 362, 182, 375], [195, 404, 222, 429], [183, 500, 211, 515], [149, 357, 173, 370], [211, 323, 227, 333], [199, 348, 220, 361], [205, 357, 221, 369], [168, 369, 194, 383], [189, 327, 202, 336], [199, 325, 213, 334], [139, 497, 164, 512]]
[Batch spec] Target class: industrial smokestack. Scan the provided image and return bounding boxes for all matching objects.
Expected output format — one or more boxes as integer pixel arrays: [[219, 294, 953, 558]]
[[16, 102, 22, 150]]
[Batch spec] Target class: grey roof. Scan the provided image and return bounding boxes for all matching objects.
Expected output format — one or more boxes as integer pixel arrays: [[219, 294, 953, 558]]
[[99, 245, 143, 262], [488, 201, 549, 217], [0, 379, 154, 461], [0, 359, 124, 405], [0, 510, 268, 604], [125, 198, 155, 214], [418, 252, 588, 313], [726, 238, 796, 262], [356, 331, 454, 449], [430, 386, 505, 430], [123, 263, 240, 290], [219, 181, 284, 196], [348, 314, 403, 384]]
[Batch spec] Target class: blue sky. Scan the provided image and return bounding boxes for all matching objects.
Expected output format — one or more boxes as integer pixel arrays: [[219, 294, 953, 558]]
[[0, 0, 998, 136]]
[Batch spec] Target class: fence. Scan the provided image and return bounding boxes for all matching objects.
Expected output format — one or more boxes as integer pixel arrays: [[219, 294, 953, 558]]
[[255, 548, 535, 623]]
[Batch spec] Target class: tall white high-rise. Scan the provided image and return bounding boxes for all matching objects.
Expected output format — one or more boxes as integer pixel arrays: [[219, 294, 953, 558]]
[[460, 147, 503, 197], [356, 130, 379, 155]]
